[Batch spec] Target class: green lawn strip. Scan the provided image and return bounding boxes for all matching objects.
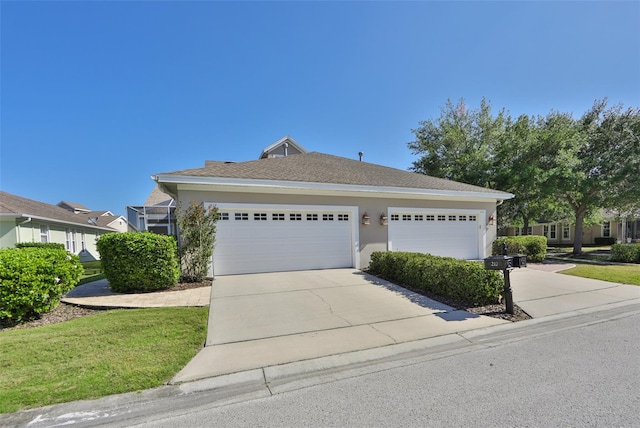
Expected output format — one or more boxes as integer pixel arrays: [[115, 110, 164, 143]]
[[78, 273, 105, 285], [560, 264, 640, 285], [0, 307, 208, 414]]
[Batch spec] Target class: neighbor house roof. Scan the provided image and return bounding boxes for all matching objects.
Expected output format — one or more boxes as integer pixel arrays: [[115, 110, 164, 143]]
[[57, 201, 91, 212], [0, 191, 117, 231], [144, 185, 175, 206], [155, 152, 514, 200]]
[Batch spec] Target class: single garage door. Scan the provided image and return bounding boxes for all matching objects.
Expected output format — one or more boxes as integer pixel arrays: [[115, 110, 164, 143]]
[[388, 210, 480, 260], [212, 205, 355, 275]]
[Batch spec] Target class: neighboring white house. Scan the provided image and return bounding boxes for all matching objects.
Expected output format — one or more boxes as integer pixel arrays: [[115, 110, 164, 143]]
[[57, 201, 128, 233], [151, 136, 514, 276], [0, 191, 122, 261]]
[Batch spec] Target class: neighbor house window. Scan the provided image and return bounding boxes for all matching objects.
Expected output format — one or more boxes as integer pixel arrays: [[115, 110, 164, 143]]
[[81, 232, 86, 251], [515, 228, 521, 236], [550, 225, 557, 239], [71, 230, 77, 253], [543, 225, 549, 237], [563, 225, 570, 240], [65, 228, 72, 250], [40, 225, 49, 243], [527, 226, 533, 235], [602, 221, 611, 237]]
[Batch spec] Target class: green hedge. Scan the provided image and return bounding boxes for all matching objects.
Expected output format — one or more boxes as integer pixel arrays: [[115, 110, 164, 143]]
[[594, 237, 616, 245], [97, 232, 180, 293], [492, 236, 547, 263], [0, 247, 82, 321], [368, 251, 503, 306], [15, 242, 65, 250], [611, 244, 640, 263]]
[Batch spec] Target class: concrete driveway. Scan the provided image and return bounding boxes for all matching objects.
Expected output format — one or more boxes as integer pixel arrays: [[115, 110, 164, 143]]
[[173, 269, 508, 382]]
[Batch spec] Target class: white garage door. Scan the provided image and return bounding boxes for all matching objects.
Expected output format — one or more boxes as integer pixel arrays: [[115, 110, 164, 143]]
[[388, 210, 480, 260], [212, 205, 355, 275]]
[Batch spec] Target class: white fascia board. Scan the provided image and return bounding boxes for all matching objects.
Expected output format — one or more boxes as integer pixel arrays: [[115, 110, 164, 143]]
[[155, 174, 514, 202]]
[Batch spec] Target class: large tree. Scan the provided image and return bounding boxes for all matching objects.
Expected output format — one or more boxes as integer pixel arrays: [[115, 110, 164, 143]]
[[547, 100, 640, 253]]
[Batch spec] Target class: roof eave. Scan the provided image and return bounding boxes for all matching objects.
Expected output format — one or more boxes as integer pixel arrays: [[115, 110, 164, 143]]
[[155, 174, 514, 202], [0, 213, 116, 231]]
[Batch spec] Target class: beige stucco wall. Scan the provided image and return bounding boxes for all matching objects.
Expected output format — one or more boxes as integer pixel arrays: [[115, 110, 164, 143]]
[[176, 188, 498, 269]]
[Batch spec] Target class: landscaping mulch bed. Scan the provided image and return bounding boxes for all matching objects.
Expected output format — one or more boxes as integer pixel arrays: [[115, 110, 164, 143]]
[[1, 280, 211, 332]]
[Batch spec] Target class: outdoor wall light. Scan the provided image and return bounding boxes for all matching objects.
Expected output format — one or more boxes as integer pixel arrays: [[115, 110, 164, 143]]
[[362, 213, 371, 225], [488, 215, 495, 225], [380, 214, 388, 226]]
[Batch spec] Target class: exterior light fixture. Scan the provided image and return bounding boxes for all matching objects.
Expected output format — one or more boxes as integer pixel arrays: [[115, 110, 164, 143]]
[[488, 215, 495, 225], [380, 214, 388, 226], [362, 213, 371, 225]]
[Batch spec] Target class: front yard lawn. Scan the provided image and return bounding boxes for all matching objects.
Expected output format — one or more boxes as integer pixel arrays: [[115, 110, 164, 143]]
[[561, 264, 640, 285], [0, 307, 207, 414]]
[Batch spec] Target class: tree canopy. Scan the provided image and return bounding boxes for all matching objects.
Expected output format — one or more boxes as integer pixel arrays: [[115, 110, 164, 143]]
[[408, 98, 640, 254]]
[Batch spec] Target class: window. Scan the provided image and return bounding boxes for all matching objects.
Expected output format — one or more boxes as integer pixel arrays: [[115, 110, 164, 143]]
[[515, 227, 521, 236], [402, 214, 412, 221], [543, 225, 549, 237], [469, 215, 477, 221], [254, 213, 267, 221], [272, 213, 285, 221], [338, 214, 349, 221], [235, 213, 249, 221], [527, 226, 533, 235], [437, 215, 446, 221], [550, 225, 557, 239], [71, 230, 77, 253], [602, 221, 611, 237], [426, 215, 435, 221], [563, 225, 570, 240], [81, 232, 86, 251], [217, 212, 229, 221], [290, 213, 302, 221], [459, 215, 467, 221], [448, 215, 457, 221], [65, 228, 72, 250], [322, 214, 334, 221], [390, 214, 399, 221], [306, 214, 318, 221], [414, 215, 424, 221], [40, 225, 49, 243]]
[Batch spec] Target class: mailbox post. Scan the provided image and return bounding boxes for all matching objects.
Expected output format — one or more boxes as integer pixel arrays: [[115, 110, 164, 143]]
[[483, 243, 527, 315]]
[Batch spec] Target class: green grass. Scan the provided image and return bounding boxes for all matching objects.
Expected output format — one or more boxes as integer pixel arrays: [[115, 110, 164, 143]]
[[0, 307, 208, 414], [561, 264, 640, 285]]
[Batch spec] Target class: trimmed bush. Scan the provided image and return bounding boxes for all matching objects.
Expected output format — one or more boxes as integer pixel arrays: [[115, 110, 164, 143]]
[[492, 236, 547, 263], [594, 237, 616, 246], [0, 247, 82, 321], [368, 251, 504, 306], [15, 242, 65, 250], [97, 232, 180, 293], [611, 243, 640, 263]]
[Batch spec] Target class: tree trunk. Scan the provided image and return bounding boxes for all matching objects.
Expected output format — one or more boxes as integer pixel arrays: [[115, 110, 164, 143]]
[[523, 217, 530, 235], [573, 208, 586, 254]]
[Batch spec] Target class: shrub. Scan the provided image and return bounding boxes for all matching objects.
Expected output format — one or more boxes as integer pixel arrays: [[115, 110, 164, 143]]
[[15, 242, 65, 250], [611, 244, 640, 263], [0, 247, 82, 321], [176, 201, 218, 282], [594, 237, 616, 245], [97, 232, 180, 293], [492, 236, 547, 263], [368, 251, 503, 306]]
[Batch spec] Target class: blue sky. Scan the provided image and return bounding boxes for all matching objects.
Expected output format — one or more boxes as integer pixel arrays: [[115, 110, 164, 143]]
[[2, 1, 638, 216]]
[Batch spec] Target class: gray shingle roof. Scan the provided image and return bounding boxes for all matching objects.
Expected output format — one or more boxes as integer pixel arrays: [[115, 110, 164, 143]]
[[144, 186, 174, 206], [0, 191, 117, 231], [160, 152, 510, 196]]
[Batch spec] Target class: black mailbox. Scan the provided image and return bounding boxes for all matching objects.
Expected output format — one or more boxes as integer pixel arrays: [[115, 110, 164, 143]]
[[511, 254, 527, 268], [484, 256, 513, 271]]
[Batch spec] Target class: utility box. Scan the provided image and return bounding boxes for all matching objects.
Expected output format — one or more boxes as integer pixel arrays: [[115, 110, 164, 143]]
[[484, 255, 513, 271], [511, 254, 527, 268]]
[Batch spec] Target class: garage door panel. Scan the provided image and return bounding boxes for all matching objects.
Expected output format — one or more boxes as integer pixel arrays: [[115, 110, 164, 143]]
[[213, 207, 353, 275], [389, 212, 479, 260]]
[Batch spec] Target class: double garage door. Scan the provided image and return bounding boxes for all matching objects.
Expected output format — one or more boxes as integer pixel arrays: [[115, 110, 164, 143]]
[[212, 205, 355, 276], [388, 210, 481, 260]]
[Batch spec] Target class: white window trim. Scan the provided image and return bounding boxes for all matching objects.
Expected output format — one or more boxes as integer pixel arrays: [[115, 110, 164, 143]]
[[40, 224, 50, 243], [550, 224, 557, 239], [562, 225, 571, 240], [602, 221, 611, 238]]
